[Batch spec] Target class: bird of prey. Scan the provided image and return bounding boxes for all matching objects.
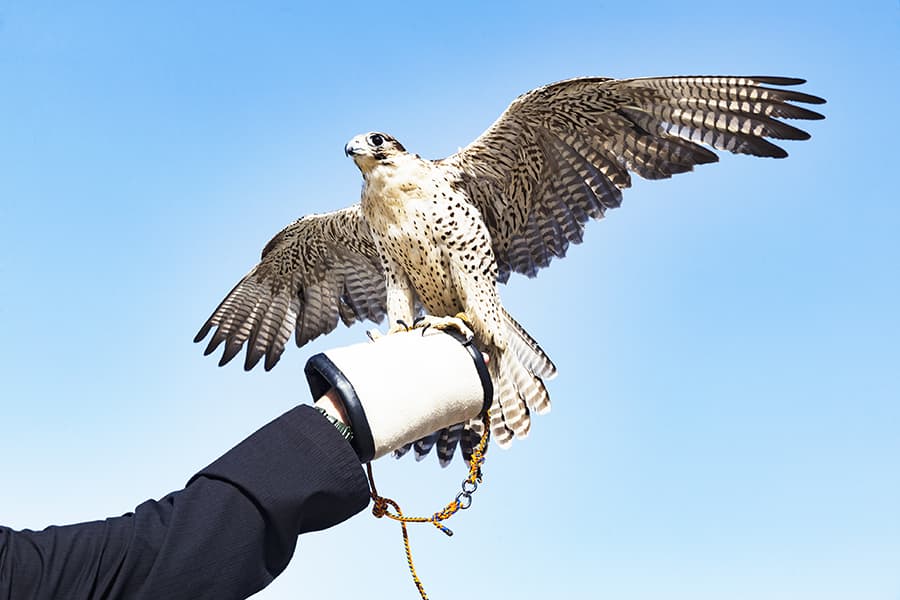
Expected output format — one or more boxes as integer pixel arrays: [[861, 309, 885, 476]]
[[195, 75, 824, 464]]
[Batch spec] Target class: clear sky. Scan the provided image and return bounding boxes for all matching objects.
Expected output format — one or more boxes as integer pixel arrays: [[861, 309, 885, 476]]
[[1, 1, 898, 599]]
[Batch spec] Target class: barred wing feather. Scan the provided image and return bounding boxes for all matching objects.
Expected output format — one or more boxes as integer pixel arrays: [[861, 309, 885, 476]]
[[194, 205, 387, 370], [439, 75, 825, 283]]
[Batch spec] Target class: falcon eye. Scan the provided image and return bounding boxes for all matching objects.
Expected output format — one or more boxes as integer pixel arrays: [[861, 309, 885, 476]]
[[369, 133, 384, 147]]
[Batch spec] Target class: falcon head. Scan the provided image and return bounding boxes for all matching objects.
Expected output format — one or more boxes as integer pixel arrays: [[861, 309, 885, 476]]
[[344, 132, 407, 172]]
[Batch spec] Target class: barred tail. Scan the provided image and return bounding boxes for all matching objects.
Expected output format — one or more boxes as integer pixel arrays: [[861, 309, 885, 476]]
[[488, 340, 553, 447]]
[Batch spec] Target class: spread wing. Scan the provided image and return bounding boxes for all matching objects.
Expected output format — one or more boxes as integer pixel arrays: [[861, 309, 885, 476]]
[[194, 205, 387, 370], [437, 75, 825, 282]]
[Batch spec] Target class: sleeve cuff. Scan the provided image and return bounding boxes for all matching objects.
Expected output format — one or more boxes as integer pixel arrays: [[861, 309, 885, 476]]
[[190, 404, 370, 536]]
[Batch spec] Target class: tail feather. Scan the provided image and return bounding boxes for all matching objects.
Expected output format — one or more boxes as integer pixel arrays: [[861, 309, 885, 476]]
[[393, 442, 412, 459], [414, 431, 440, 461], [490, 353, 531, 443], [436, 423, 464, 467], [502, 308, 557, 380], [517, 360, 551, 415], [489, 397, 516, 447], [487, 344, 553, 445]]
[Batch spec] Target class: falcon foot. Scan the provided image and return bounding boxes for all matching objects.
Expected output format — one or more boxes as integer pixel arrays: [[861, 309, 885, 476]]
[[411, 313, 475, 342], [386, 319, 413, 336]]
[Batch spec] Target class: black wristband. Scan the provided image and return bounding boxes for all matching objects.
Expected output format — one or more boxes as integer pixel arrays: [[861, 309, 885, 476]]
[[305, 354, 376, 463], [313, 406, 354, 441]]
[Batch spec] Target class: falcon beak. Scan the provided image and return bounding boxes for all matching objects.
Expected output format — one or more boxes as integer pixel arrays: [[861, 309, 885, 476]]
[[344, 141, 364, 158]]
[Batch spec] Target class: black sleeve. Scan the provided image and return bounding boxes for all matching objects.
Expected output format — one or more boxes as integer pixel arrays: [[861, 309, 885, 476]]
[[0, 405, 371, 600]]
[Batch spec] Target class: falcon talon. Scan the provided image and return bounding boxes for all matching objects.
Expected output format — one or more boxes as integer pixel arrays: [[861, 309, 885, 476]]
[[420, 323, 431, 337]]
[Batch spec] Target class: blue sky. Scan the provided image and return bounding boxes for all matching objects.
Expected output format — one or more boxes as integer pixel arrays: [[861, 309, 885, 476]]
[[1, 1, 898, 599]]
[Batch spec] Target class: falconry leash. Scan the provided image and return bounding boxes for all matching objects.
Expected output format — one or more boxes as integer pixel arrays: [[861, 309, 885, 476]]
[[366, 410, 491, 600]]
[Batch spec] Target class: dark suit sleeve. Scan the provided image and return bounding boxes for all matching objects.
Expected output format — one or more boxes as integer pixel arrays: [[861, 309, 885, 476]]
[[0, 405, 371, 600]]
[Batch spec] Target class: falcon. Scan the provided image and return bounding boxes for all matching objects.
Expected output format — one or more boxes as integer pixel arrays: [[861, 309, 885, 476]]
[[195, 75, 825, 464]]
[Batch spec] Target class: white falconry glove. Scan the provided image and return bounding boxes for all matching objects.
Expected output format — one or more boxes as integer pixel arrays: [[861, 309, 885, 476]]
[[304, 327, 493, 463]]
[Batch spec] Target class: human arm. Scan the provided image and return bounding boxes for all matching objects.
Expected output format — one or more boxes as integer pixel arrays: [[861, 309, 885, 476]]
[[0, 404, 368, 600], [0, 329, 491, 600]]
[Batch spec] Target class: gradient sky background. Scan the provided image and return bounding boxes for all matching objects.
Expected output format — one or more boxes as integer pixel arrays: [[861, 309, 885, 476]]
[[1, 2, 898, 599]]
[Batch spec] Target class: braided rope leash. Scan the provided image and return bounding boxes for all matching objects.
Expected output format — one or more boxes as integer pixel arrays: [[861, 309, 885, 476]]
[[367, 411, 491, 600]]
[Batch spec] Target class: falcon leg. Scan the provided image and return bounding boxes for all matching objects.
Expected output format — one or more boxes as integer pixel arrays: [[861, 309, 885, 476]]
[[380, 255, 416, 336]]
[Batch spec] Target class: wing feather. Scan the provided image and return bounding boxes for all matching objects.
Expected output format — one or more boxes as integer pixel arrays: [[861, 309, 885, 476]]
[[195, 205, 386, 370], [438, 75, 824, 280]]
